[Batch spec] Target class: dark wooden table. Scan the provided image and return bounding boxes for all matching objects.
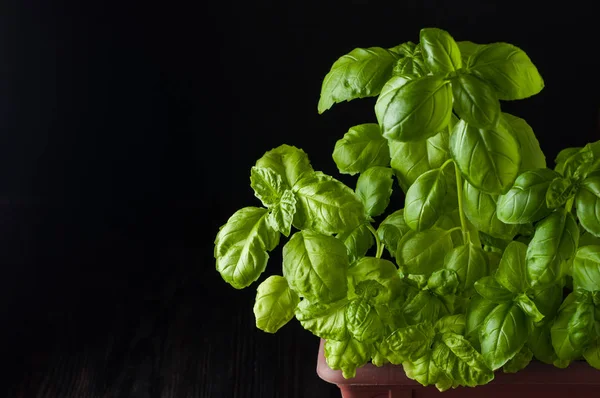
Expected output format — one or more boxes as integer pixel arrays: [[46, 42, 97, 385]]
[[1, 200, 340, 398]]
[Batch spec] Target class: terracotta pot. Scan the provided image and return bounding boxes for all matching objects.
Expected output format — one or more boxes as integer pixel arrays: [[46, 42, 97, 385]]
[[316, 339, 600, 398]]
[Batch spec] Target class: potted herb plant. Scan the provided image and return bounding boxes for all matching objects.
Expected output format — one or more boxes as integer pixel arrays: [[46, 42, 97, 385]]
[[213, 27, 600, 394]]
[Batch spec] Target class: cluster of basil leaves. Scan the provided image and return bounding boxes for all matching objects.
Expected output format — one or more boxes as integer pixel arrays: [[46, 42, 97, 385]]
[[214, 28, 600, 391]]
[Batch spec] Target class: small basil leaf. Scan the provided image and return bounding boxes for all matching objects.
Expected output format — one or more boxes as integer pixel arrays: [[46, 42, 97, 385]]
[[467, 42, 544, 100], [336, 223, 374, 264], [555, 147, 583, 174], [528, 323, 559, 365], [583, 337, 600, 370], [427, 269, 460, 296], [474, 276, 514, 303], [463, 181, 519, 239], [403, 350, 452, 392], [480, 302, 529, 370], [318, 47, 399, 114], [501, 112, 546, 171], [465, 296, 499, 342], [377, 209, 412, 258], [250, 166, 288, 207], [551, 292, 595, 361], [253, 275, 300, 333], [576, 174, 600, 237], [255, 144, 314, 188], [386, 322, 435, 362], [215, 207, 280, 289], [526, 209, 579, 287], [404, 167, 448, 231], [503, 345, 533, 373], [396, 228, 455, 275], [324, 337, 372, 379], [346, 298, 384, 343], [443, 244, 489, 294], [293, 172, 366, 235], [495, 241, 529, 294], [282, 230, 349, 303], [332, 123, 390, 175], [356, 166, 394, 217], [435, 314, 466, 335], [451, 73, 500, 129], [376, 75, 453, 142], [562, 146, 594, 181], [457, 41, 484, 62], [419, 27, 462, 74], [572, 245, 600, 291], [295, 298, 349, 340], [496, 168, 558, 224], [403, 290, 451, 325], [546, 177, 576, 209], [348, 257, 404, 303], [393, 54, 429, 77], [267, 189, 297, 237], [515, 293, 545, 323], [450, 119, 520, 195], [530, 282, 564, 320]]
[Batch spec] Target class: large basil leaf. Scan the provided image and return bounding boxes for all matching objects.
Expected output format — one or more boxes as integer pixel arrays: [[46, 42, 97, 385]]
[[451, 73, 500, 129], [432, 333, 494, 387], [253, 275, 300, 333], [389, 129, 450, 191], [495, 241, 529, 293], [282, 230, 349, 303], [572, 245, 600, 291], [337, 223, 374, 264], [466, 297, 499, 342], [496, 168, 558, 224], [463, 181, 519, 239], [443, 244, 489, 294], [293, 172, 366, 235], [526, 209, 579, 287], [435, 314, 466, 335], [529, 323, 560, 365], [419, 27, 462, 74], [403, 350, 452, 392], [318, 47, 399, 113], [403, 290, 451, 325], [467, 43, 544, 100], [551, 292, 595, 360], [255, 144, 314, 188], [295, 299, 349, 340], [355, 166, 394, 217], [396, 228, 455, 275], [215, 207, 280, 289], [404, 167, 448, 231], [480, 302, 529, 370], [332, 123, 390, 175], [457, 41, 484, 61], [386, 322, 435, 362], [376, 75, 453, 142], [377, 209, 412, 258], [501, 113, 546, 171], [324, 337, 372, 379], [576, 174, 600, 237], [474, 276, 514, 303]]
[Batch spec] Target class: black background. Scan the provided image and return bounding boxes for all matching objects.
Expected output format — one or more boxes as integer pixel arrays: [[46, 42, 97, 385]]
[[1, 1, 599, 397]]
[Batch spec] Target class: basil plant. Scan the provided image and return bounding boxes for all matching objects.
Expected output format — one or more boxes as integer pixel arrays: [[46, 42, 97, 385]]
[[214, 28, 600, 391]]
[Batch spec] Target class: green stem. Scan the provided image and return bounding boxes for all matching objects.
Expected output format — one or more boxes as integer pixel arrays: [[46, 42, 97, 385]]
[[454, 163, 469, 244], [565, 196, 575, 213], [367, 224, 384, 259]]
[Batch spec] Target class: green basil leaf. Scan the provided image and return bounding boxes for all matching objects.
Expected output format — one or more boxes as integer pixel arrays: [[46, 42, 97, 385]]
[[467, 42, 544, 100], [433, 333, 494, 388], [451, 73, 500, 129], [386, 322, 435, 362], [403, 349, 452, 392], [501, 113, 546, 171], [419, 27, 462, 74], [576, 174, 600, 237], [555, 147, 583, 174], [215, 207, 280, 289], [255, 144, 314, 188], [377, 209, 412, 258], [530, 283, 563, 320], [551, 292, 595, 360], [457, 41, 484, 63], [295, 298, 349, 340], [337, 223, 374, 264], [404, 167, 448, 231], [427, 269, 460, 296], [318, 47, 399, 114], [528, 323, 559, 364], [562, 146, 594, 181], [324, 337, 372, 379], [396, 228, 455, 275], [495, 241, 529, 293], [583, 337, 600, 370], [496, 168, 558, 224], [580, 231, 600, 247], [345, 298, 384, 343], [546, 177, 576, 209], [356, 166, 394, 217], [332, 123, 390, 175], [389, 129, 450, 191], [515, 293, 545, 323], [250, 166, 288, 207], [393, 55, 429, 77], [253, 275, 300, 333], [474, 276, 514, 303], [403, 290, 451, 325], [376, 75, 452, 142], [572, 245, 600, 291], [435, 314, 466, 335], [480, 302, 529, 370], [526, 209, 579, 287], [282, 230, 349, 303], [466, 296, 499, 341], [348, 257, 404, 303], [450, 119, 521, 194], [463, 181, 519, 239], [502, 345, 533, 373], [267, 189, 297, 237], [293, 172, 366, 235], [444, 244, 490, 294]]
